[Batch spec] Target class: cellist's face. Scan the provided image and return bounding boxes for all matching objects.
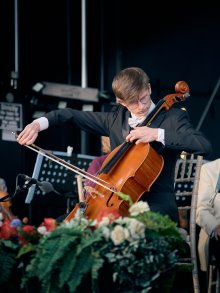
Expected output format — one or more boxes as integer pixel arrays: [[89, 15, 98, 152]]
[[117, 87, 152, 118]]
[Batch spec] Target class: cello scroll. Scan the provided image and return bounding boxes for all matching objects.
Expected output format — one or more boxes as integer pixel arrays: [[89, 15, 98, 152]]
[[162, 80, 190, 110]]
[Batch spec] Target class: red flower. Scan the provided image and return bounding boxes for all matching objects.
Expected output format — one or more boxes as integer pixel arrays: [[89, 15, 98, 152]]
[[0, 218, 18, 239], [97, 207, 121, 224], [43, 218, 57, 232], [22, 225, 35, 234], [18, 225, 36, 246]]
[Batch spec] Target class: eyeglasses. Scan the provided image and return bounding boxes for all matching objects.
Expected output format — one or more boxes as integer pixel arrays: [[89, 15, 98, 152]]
[[116, 88, 151, 110], [127, 94, 151, 107]]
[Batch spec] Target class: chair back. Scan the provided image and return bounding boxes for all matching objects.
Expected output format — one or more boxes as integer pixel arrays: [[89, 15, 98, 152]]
[[174, 153, 204, 293]]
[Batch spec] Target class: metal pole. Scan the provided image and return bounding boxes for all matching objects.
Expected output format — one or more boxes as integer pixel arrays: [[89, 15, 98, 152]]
[[196, 77, 220, 131], [11, 0, 19, 89], [81, 0, 87, 88], [80, 0, 89, 154], [66, 0, 71, 84]]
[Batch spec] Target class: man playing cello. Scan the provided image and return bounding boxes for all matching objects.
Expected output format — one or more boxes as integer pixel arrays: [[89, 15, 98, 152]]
[[17, 67, 212, 224]]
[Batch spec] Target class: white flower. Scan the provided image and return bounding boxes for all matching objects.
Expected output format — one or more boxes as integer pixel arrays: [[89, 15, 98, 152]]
[[61, 216, 90, 230], [102, 226, 110, 240], [110, 225, 129, 245], [127, 218, 145, 239], [129, 201, 150, 216], [74, 208, 85, 220], [37, 226, 48, 235], [97, 216, 111, 228]]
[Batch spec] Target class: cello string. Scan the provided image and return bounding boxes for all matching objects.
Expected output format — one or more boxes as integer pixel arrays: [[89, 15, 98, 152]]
[[12, 132, 116, 193]]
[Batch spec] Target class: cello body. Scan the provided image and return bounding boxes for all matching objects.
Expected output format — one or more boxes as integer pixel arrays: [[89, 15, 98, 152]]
[[65, 142, 164, 221]]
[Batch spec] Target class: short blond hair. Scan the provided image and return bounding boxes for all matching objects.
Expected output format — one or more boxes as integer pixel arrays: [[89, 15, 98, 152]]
[[112, 67, 150, 103]]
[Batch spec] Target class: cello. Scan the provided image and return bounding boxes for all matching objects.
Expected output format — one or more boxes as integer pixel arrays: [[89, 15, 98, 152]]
[[15, 81, 190, 222], [65, 80, 190, 221]]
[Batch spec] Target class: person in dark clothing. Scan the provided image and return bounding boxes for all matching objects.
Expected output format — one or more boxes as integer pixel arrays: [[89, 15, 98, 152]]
[[17, 67, 212, 223]]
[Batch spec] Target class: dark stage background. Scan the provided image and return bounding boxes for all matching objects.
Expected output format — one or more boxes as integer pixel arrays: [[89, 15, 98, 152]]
[[0, 0, 219, 200]]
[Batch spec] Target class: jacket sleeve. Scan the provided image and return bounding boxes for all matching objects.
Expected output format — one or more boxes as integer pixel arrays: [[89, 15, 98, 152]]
[[196, 163, 219, 235], [44, 108, 112, 136], [163, 108, 212, 156]]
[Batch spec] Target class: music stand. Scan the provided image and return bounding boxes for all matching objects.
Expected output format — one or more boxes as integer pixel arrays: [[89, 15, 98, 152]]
[[25, 150, 95, 224]]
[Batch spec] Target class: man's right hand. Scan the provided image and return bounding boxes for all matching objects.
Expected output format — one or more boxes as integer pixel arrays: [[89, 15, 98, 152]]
[[17, 121, 40, 145]]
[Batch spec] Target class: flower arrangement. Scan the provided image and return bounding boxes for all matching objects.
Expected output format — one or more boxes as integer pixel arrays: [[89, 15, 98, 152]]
[[0, 200, 185, 293]]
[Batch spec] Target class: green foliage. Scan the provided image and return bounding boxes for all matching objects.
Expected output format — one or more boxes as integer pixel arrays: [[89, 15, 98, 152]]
[[16, 242, 37, 258], [134, 211, 185, 252], [0, 240, 19, 284], [134, 211, 180, 236], [22, 222, 106, 292], [117, 191, 133, 206], [18, 210, 185, 292], [102, 212, 183, 293], [1, 200, 186, 293]]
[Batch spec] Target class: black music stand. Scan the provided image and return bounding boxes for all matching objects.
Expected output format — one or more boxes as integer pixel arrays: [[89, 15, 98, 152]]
[[25, 150, 95, 225]]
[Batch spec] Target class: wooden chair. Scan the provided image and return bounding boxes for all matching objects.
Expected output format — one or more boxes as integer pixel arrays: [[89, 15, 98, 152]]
[[207, 254, 220, 293], [174, 153, 204, 293]]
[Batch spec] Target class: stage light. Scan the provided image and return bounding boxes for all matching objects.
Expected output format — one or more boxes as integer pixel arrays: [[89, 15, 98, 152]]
[[32, 82, 45, 93]]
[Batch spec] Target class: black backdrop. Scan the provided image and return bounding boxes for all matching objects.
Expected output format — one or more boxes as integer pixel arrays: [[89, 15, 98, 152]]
[[0, 0, 220, 195]]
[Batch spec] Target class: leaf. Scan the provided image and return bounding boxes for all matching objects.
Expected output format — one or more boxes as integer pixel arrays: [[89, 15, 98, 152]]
[[0, 240, 18, 284], [117, 192, 133, 206]]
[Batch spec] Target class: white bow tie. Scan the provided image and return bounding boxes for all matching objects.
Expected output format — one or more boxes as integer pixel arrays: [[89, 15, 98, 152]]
[[128, 116, 146, 128]]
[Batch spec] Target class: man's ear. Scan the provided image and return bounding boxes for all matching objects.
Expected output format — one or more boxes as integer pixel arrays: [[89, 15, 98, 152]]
[[116, 98, 126, 106]]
